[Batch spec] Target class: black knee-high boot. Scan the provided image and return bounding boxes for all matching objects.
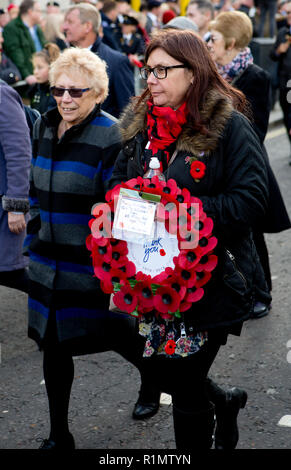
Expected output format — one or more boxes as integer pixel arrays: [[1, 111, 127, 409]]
[[206, 378, 247, 450], [173, 403, 215, 450], [41, 347, 75, 449]]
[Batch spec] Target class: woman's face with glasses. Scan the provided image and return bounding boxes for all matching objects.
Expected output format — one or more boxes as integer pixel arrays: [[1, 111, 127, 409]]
[[146, 48, 193, 109], [207, 30, 229, 65], [53, 71, 101, 129]]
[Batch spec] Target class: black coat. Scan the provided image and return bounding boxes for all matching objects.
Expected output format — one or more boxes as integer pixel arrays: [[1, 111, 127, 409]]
[[91, 37, 135, 118], [270, 25, 291, 88], [109, 90, 271, 334], [233, 63, 291, 234]]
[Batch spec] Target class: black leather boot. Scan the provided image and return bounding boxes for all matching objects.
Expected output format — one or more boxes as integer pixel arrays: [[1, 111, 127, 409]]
[[206, 378, 247, 449], [173, 403, 215, 450], [132, 385, 161, 420]]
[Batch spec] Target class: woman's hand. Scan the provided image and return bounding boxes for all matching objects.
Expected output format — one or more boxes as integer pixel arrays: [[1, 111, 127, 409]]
[[8, 212, 26, 234]]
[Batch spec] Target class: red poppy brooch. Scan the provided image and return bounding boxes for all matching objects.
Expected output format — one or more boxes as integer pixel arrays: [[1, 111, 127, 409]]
[[185, 155, 206, 182], [86, 176, 217, 321]]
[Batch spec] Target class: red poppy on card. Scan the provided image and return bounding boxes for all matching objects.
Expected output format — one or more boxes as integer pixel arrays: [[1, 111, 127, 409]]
[[190, 161, 206, 181], [154, 285, 181, 315], [113, 284, 138, 314], [195, 254, 218, 272], [165, 339, 176, 355]]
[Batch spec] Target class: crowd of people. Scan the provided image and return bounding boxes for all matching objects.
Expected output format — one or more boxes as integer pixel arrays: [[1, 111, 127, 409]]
[[0, 0, 291, 451]]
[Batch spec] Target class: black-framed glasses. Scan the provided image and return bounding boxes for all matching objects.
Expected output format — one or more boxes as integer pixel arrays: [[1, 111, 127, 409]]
[[140, 64, 187, 80], [50, 87, 91, 98]]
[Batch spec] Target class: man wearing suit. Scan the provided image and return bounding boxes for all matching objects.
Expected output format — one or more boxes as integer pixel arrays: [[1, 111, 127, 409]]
[[63, 2, 135, 118]]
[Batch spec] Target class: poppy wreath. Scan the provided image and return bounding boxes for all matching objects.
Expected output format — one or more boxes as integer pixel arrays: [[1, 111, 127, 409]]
[[86, 176, 218, 321]]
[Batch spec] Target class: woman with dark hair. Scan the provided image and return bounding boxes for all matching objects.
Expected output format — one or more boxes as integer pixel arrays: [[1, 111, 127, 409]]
[[109, 28, 269, 449]]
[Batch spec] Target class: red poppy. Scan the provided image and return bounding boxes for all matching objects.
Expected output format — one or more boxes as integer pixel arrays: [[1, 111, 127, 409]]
[[176, 246, 203, 270], [195, 254, 218, 273], [196, 271, 212, 287], [125, 176, 145, 191], [105, 184, 122, 204], [134, 279, 154, 309], [164, 339, 176, 355], [198, 236, 218, 255], [91, 240, 113, 264], [143, 175, 164, 192], [110, 239, 128, 268], [154, 285, 181, 315], [174, 264, 197, 288], [190, 161, 206, 180], [164, 273, 187, 300], [185, 286, 204, 303], [112, 283, 138, 315], [194, 217, 214, 239]]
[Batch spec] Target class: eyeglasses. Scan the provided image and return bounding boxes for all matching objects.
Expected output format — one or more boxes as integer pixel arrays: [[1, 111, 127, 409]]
[[207, 35, 220, 43], [140, 64, 187, 80], [50, 87, 91, 98]]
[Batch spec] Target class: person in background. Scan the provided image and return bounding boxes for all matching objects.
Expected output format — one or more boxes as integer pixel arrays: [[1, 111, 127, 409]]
[[186, 0, 214, 40], [0, 79, 31, 294], [7, 4, 20, 21], [3, 0, 46, 86], [270, 0, 291, 162], [27, 43, 60, 114], [100, 0, 123, 51], [114, 14, 145, 58], [257, 0, 278, 37], [62, 2, 135, 118], [145, 0, 163, 34], [109, 28, 269, 449], [208, 10, 291, 316], [46, 1, 61, 15], [43, 12, 68, 50], [0, 30, 22, 84]]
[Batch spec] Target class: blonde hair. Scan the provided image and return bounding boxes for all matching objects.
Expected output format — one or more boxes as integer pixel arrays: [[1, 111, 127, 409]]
[[209, 11, 253, 49], [33, 42, 61, 65], [49, 47, 109, 103], [43, 13, 66, 43]]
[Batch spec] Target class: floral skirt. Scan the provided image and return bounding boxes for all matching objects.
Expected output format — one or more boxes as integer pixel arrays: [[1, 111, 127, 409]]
[[138, 315, 208, 358]]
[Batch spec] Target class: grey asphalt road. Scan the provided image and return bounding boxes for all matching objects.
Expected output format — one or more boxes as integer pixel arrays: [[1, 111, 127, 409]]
[[0, 121, 291, 454]]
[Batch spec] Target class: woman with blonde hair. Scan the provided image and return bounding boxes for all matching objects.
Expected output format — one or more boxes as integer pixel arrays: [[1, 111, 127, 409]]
[[26, 47, 147, 449], [43, 12, 68, 50]]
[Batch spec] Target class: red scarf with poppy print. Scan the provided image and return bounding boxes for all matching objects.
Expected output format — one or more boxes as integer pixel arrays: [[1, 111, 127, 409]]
[[146, 100, 188, 170]]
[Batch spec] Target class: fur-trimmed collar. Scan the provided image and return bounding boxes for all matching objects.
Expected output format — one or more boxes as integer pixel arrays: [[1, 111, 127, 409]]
[[118, 89, 234, 156]]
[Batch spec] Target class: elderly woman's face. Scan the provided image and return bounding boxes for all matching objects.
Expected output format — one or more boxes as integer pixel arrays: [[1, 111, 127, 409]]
[[54, 72, 100, 128], [146, 48, 193, 109], [207, 29, 228, 65]]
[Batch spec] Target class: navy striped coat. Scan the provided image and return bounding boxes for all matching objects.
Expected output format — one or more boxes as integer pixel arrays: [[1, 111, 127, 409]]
[[25, 105, 122, 348]]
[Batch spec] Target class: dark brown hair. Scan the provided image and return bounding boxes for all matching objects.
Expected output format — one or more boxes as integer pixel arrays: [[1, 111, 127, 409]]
[[138, 29, 248, 134]]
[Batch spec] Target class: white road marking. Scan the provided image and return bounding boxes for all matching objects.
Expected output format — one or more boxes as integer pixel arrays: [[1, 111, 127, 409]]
[[266, 127, 286, 141], [278, 415, 291, 427]]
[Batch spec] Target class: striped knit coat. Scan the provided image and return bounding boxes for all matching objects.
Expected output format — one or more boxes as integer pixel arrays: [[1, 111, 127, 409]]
[[25, 105, 122, 348]]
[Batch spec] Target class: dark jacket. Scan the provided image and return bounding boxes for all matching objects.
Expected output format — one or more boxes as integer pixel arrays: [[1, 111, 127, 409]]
[[0, 80, 31, 271], [25, 105, 122, 347], [27, 82, 57, 115], [0, 52, 22, 84], [100, 11, 122, 52], [109, 90, 270, 334], [270, 25, 291, 88], [91, 37, 135, 118], [233, 63, 291, 234], [113, 30, 145, 56], [3, 16, 46, 79]]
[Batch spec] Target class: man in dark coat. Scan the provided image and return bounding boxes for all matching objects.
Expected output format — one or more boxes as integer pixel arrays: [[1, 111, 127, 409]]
[[270, 0, 291, 162], [0, 79, 31, 292], [3, 0, 46, 85], [62, 2, 135, 118]]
